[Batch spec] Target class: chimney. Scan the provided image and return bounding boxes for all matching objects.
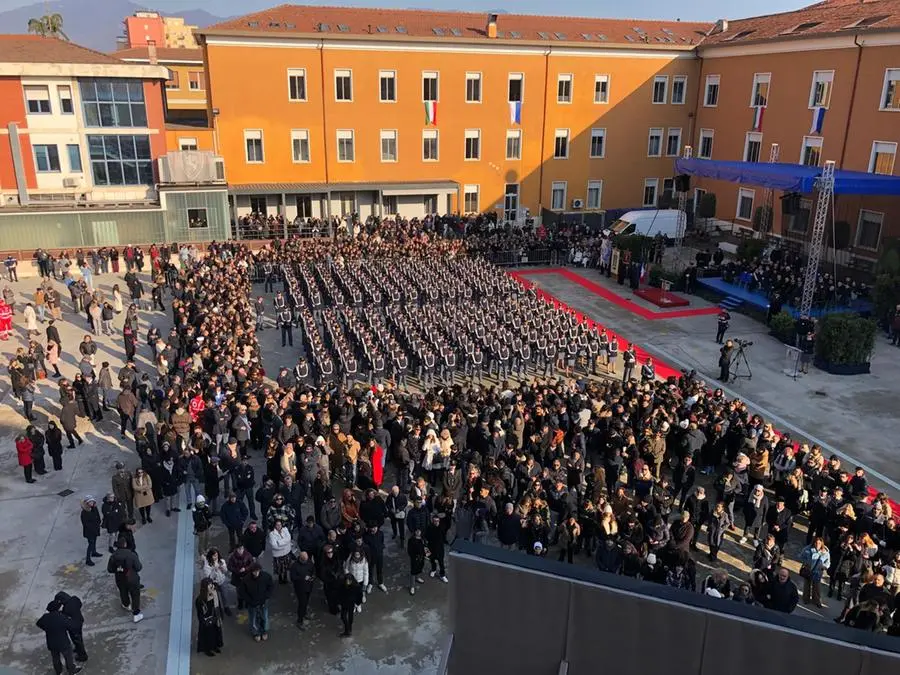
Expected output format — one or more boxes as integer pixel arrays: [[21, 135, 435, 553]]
[[147, 39, 158, 64], [710, 19, 728, 35], [487, 13, 498, 38]]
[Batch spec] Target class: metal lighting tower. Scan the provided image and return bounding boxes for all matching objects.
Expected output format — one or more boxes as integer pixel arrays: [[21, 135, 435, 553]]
[[674, 145, 692, 252], [799, 160, 835, 318], [759, 143, 779, 236]]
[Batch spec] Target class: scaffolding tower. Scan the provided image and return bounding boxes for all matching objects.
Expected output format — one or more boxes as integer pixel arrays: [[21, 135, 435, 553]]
[[759, 143, 779, 236], [799, 160, 835, 318], [674, 145, 692, 252]]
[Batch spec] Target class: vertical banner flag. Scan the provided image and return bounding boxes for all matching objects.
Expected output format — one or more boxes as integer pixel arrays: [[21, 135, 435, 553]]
[[424, 101, 438, 126], [509, 100, 522, 125], [751, 106, 765, 132], [810, 106, 826, 134]]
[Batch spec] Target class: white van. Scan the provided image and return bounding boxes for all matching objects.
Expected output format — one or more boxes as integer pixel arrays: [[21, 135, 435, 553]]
[[605, 209, 682, 241]]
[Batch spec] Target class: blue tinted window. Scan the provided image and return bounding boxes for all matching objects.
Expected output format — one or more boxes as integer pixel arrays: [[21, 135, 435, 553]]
[[86, 134, 153, 185], [80, 79, 148, 128]]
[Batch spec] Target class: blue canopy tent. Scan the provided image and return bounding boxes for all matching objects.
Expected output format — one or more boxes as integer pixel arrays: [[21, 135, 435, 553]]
[[673, 158, 900, 196]]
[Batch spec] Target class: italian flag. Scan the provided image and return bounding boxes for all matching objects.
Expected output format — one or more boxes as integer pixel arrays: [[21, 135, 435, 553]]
[[751, 105, 765, 132], [424, 101, 438, 126]]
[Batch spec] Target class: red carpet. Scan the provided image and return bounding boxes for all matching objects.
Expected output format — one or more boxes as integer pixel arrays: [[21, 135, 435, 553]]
[[507, 268, 899, 517], [514, 268, 719, 320], [633, 287, 691, 308]]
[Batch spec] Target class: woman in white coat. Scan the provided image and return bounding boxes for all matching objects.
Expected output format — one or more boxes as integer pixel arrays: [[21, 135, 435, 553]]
[[23, 303, 39, 335], [344, 549, 369, 613], [267, 520, 293, 584]]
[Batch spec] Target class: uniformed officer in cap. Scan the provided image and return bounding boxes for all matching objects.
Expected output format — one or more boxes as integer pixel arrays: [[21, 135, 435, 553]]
[[278, 304, 294, 348]]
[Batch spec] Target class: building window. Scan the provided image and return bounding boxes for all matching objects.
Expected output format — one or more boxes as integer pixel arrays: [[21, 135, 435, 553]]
[[698, 129, 714, 159], [422, 129, 438, 161], [589, 128, 605, 158], [800, 136, 823, 166], [33, 144, 60, 172], [66, 144, 82, 172], [642, 179, 658, 207], [869, 141, 897, 175], [24, 85, 51, 114], [744, 132, 762, 162], [87, 134, 153, 185], [751, 73, 770, 107], [809, 70, 833, 108], [704, 75, 720, 107], [508, 73, 523, 103], [80, 79, 147, 128], [380, 129, 398, 162], [165, 72, 179, 89], [463, 184, 479, 213], [382, 195, 398, 215], [586, 180, 602, 209], [652, 76, 668, 104], [335, 69, 353, 101], [647, 128, 663, 157], [466, 72, 482, 103], [666, 128, 682, 157], [291, 129, 310, 163], [422, 71, 439, 102], [557, 74, 572, 103], [243, 130, 264, 163], [188, 71, 205, 91], [337, 129, 355, 162], [671, 76, 687, 104], [57, 85, 73, 114], [880, 69, 900, 110], [551, 181, 567, 210], [178, 137, 198, 151], [464, 129, 481, 160], [506, 129, 522, 160], [594, 74, 609, 104], [379, 70, 396, 102], [856, 209, 883, 249], [554, 129, 569, 159], [736, 187, 755, 220], [288, 68, 307, 101], [187, 208, 208, 228]]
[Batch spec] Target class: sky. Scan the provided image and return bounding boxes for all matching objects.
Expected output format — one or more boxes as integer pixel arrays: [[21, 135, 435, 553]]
[[0, 0, 815, 23]]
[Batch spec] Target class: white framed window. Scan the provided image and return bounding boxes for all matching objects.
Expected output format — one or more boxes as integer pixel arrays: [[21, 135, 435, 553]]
[[671, 75, 687, 104], [809, 70, 833, 108], [594, 74, 610, 104], [744, 132, 762, 162], [554, 129, 569, 159], [379, 70, 396, 102], [736, 187, 755, 220], [380, 129, 398, 162], [422, 71, 439, 102], [880, 69, 900, 110], [464, 129, 481, 160], [751, 72, 771, 107], [704, 75, 720, 107], [287, 68, 307, 101], [652, 76, 668, 104], [642, 178, 659, 207], [586, 180, 602, 209], [589, 128, 606, 158], [557, 73, 573, 103], [24, 84, 51, 114], [647, 127, 663, 157], [57, 85, 73, 114], [334, 69, 353, 101], [508, 73, 523, 102], [244, 129, 264, 163], [189, 71, 205, 91], [665, 128, 682, 157], [465, 72, 482, 103], [800, 136, 823, 166], [179, 137, 198, 151], [336, 129, 355, 162], [856, 209, 883, 249], [291, 129, 310, 163], [66, 144, 82, 172], [505, 129, 522, 160], [550, 181, 567, 210], [33, 144, 60, 172], [869, 141, 897, 175], [422, 129, 438, 161], [463, 184, 479, 213], [698, 129, 714, 159]]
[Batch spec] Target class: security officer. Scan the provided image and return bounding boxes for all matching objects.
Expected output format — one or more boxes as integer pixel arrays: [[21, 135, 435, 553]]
[[273, 290, 287, 316], [716, 309, 731, 344], [471, 346, 484, 382], [343, 353, 358, 390], [370, 351, 385, 385], [441, 345, 456, 384], [263, 260, 275, 293], [622, 343, 637, 382], [393, 348, 408, 388], [641, 357, 656, 383], [278, 305, 294, 348], [607, 337, 619, 376], [294, 357, 310, 386]]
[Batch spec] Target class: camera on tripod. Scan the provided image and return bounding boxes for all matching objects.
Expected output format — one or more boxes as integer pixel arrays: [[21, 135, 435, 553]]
[[734, 338, 753, 348]]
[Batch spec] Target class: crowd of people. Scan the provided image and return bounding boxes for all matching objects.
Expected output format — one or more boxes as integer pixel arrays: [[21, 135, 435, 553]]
[[6, 220, 899, 673]]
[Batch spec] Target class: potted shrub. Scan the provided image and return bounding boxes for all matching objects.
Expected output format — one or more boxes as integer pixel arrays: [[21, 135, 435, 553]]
[[769, 310, 796, 345], [813, 313, 877, 375]]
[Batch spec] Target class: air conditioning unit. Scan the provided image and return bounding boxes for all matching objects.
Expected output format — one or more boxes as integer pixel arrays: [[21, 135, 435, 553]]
[[571, 198, 584, 209], [63, 177, 80, 188]]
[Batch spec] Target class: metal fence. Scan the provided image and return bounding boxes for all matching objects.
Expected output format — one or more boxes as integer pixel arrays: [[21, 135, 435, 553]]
[[476, 248, 563, 267]]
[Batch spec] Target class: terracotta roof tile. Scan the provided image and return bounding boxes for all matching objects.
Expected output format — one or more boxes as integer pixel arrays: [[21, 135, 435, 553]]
[[702, 0, 900, 45], [0, 34, 124, 64], [202, 4, 711, 47], [114, 47, 204, 63]]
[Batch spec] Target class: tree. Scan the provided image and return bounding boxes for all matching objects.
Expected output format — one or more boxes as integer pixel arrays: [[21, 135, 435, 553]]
[[696, 192, 716, 229], [27, 13, 69, 40]]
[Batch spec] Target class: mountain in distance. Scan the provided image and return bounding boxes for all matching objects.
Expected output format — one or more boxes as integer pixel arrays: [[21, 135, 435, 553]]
[[0, 0, 226, 51]]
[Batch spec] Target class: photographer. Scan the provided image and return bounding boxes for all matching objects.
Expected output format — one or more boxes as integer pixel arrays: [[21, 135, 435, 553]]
[[718, 340, 734, 382]]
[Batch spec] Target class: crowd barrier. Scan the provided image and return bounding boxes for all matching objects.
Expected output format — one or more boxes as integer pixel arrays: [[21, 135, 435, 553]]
[[476, 248, 565, 267]]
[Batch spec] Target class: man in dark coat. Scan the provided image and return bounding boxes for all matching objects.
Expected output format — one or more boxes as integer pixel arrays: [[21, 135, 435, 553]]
[[765, 567, 800, 613], [54, 591, 87, 663], [36, 600, 81, 675], [239, 562, 274, 641], [669, 511, 695, 554], [289, 551, 316, 629], [107, 538, 143, 622], [362, 522, 387, 592]]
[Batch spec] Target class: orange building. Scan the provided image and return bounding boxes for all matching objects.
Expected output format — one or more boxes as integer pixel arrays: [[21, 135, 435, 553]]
[[198, 7, 710, 222]]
